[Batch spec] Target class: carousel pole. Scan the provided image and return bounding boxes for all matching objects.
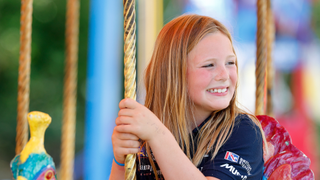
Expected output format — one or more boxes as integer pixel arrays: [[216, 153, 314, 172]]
[[16, 0, 33, 155], [255, 0, 267, 115], [266, 0, 275, 116], [60, 0, 80, 179], [123, 0, 137, 179]]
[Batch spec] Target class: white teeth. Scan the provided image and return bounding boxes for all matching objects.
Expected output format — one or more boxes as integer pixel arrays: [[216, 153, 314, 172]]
[[207, 88, 227, 93]]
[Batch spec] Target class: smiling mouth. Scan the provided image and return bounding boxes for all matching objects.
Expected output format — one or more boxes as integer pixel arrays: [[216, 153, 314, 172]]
[[207, 88, 228, 93]]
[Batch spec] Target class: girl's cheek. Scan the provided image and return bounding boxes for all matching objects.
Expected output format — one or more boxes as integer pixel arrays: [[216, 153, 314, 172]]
[[229, 68, 238, 81], [196, 69, 211, 79], [188, 69, 209, 81]]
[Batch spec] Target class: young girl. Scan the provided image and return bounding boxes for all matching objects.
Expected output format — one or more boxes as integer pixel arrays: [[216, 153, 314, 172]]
[[110, 14, 265, 180]]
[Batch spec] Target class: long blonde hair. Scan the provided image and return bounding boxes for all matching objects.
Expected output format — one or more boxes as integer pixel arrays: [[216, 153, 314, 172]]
[[143, 14, 266, 178]]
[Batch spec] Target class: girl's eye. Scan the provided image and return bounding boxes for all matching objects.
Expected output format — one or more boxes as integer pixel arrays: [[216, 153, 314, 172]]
[[202, 64, 214, 68], [227, 61, 235, 65]]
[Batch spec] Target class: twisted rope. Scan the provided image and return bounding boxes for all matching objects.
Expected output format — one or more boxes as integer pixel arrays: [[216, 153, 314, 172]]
[[16, 0, 33, 155], [255, 0, 267, 115], [60, 0, 79, 179], [266, 0, 275, 116], [123, 0, 137, 179]]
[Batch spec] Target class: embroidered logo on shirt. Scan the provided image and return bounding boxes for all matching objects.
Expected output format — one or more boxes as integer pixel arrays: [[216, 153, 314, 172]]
[[224, 151, 239, 163], [239, 158, 252, 175]]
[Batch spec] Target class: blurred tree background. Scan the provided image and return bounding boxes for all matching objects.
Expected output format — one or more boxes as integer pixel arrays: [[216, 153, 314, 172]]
[[0, 0, 89, 178]]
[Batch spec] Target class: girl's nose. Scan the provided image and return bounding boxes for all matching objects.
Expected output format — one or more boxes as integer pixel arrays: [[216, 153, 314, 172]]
[[214, 65, 228, 81]]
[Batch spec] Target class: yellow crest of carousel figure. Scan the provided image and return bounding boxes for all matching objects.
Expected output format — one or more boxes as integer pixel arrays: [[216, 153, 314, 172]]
[[10, 111, 57, 180]]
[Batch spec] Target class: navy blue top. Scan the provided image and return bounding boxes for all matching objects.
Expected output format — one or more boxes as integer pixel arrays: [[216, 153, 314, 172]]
[[136, 114, 264, 180]]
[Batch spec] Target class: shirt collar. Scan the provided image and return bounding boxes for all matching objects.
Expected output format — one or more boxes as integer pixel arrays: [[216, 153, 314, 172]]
[[192, 115, 212, 134]]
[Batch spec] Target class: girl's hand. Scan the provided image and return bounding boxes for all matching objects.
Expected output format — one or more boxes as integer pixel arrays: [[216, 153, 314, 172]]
[[116, 98, 166, 143], [112, 127, 141, 165]]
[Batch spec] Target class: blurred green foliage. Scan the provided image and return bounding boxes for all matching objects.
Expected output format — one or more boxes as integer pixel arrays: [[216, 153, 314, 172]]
[[0, 0, 89, 176], [312, 0, 320, 39]]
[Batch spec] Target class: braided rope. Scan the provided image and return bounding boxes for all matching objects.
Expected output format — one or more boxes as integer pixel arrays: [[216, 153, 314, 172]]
[[60, 0, 79, 179], [16, 0, 33, 155], [266, 0, 275, 116], [255, 0, 267, 115], [123, 0, 137, 179]]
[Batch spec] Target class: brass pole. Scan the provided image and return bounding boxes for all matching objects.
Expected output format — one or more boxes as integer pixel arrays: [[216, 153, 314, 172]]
[[60, 0, 80, 179], [16, 0, 33, 155], [255, 0, 267, 115], [123, 0, 137, 179]]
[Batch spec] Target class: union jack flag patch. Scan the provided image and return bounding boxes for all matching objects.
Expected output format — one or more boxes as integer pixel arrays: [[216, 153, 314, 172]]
[[224, 151, 239, 163]]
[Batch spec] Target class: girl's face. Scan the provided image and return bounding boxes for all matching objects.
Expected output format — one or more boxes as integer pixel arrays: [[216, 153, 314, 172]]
[[187, 32, 237, 122]]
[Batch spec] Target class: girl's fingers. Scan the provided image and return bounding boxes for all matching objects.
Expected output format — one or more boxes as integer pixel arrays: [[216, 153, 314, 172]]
[[113, 146, 140, 164], [115, 147, 140, 157], [113, 138, 140, 148], [113, 139, 141, 157], [112, 127, 141, 164], [120, 139, 141, 148], [117, 132, 139, 141], [119, 98, 137, 109], [118, 108, 135, 117], [125, 147, 140, 154], [115, 116, 132, 125], [115, 124, 135, 134]]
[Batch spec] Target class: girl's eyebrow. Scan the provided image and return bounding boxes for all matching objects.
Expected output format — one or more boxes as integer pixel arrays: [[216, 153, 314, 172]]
[[226, 54, 236, 59], [203, 54, 236, 61]]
